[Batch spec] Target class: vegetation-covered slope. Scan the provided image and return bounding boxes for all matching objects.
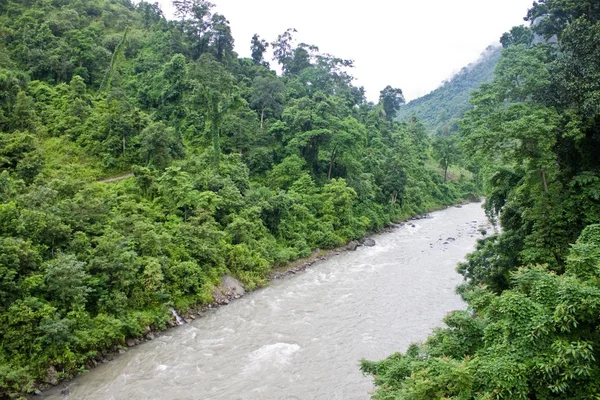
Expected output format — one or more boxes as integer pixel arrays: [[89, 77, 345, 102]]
[[0, 0, 478, 397], [362, 1, 600, 398], [395, 46, 501, 134]]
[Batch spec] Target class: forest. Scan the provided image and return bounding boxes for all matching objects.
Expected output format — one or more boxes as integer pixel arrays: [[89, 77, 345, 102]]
[[0, 0, 479, 397], [362, 0, 600, 398]]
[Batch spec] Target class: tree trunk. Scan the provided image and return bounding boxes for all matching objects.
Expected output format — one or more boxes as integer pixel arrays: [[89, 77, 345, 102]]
[[122, 134, 126, 155], [260, 108, 264, 129], [541, 169, 549, 193], [328, 148, 337, 180], [444, 166, 448, 183], [213, 128, 220, 166]]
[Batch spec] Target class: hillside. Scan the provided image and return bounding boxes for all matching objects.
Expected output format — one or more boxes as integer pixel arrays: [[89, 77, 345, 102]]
[[0, 0, 478, 396], [5, 0, 599, 398], [363, 3, 600, 399], [395, 46, 501, 133]]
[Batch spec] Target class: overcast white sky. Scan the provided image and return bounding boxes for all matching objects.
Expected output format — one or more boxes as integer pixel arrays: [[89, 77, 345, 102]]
[[154, 0, 533, 102]]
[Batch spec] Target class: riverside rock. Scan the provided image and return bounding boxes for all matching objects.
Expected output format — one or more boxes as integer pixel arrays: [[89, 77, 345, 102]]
[[346, 240, 359, 251], [212, 275, 245, 304], [363, 238, 376, 247], [46, 366, 58, 386]]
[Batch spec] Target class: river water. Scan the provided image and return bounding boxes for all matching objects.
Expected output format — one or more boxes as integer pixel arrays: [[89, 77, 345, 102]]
[[43, 202, 490, 400]]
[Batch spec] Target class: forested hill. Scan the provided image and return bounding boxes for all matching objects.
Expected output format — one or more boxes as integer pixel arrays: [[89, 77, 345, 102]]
[[395, 46, 501, 134], [0, 0, 478, 396], [363, 1, 600, 398]]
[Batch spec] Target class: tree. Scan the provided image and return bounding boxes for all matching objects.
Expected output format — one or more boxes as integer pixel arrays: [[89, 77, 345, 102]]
[[192, 54, 242, 165], [139, 122, 184, 169], [10, 91, 36, 132], [160, 53, 191, 122], [500, 25, 534, 48], [175, 0, 215, 59], [379, 85, 405, 120], [287, 43, 318, 75], [250, 75, 284, 129], [525, 0, 600, 39], [250, 33, 268, 65], [173, 0, 193, 20], [43, 254, 90, 311], [432, 133, 459, 182], [381, 159, 407, 205], [323, 116, 365, 180], [0, 237, 40, 309], [137, 1, 164, 28], [271, 28, 297, 74], [209, 13, 234, 62], [0, 131, 37, 171]]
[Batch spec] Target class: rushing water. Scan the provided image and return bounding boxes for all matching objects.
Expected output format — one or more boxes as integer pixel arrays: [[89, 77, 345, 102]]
[[43, 202, 491, 400]]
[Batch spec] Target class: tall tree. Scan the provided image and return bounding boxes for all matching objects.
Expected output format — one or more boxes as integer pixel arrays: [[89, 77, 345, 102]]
[[209, 13, 234, 62], [192, 54, 242, 164], [250, 33, 268, 65], [379, 85, 405, 120], [500, 25, 534, 48], [139, 121, 184, 169], [250, 75, 284, 129], [432, 131, 459, 182], [271, 28, 296, 74]]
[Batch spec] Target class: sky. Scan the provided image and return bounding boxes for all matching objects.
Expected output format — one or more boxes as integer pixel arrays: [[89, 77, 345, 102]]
[[154, 0, 534, 102]]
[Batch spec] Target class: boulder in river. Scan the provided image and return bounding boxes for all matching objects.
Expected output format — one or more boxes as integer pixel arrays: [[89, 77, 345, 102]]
[[363, 238, 376, 247], [345, 240, 359, 251]]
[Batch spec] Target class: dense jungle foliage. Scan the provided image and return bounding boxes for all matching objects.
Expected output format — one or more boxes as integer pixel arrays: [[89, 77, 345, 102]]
[[395, 46, 501, 135], [362, 0, 600, 398], [0, 0, 479, 396]]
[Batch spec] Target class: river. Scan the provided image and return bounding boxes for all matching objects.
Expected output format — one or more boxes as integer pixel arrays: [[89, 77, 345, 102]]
[[42, 201, 490, 400]]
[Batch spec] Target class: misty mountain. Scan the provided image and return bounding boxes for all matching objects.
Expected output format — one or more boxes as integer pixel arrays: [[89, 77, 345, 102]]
[[396, 46, 501, 134]]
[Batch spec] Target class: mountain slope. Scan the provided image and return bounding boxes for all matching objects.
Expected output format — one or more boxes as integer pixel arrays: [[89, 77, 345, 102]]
[[395, 46, 501, 133], [0, 1, 480, 396]]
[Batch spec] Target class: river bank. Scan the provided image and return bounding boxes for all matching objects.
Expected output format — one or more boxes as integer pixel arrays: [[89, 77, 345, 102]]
[[30, 198, 484, 398], [173, 199, 481, 320], [39, 200, 490, 400]]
